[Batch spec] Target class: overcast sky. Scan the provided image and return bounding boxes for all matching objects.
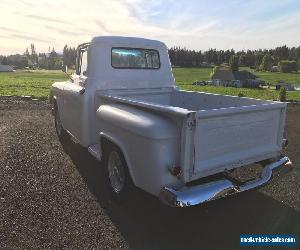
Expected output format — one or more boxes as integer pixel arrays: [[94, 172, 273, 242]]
[[1, 0, 300, 55]]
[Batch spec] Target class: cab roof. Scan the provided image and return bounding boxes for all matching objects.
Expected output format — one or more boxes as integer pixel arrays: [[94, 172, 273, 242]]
[[90, 36, 167, 49]]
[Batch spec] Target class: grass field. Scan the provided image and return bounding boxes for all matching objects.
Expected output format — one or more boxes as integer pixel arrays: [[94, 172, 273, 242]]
[[173, 67, 300, 101], [0, 68, 300, 101], [0, 70, 67, 99], [173, 67, 300, 86], [242, 67, 300, 85]]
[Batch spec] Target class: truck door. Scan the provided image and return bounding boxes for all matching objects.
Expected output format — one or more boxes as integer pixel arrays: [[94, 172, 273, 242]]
[[62, 46, 88, 141]]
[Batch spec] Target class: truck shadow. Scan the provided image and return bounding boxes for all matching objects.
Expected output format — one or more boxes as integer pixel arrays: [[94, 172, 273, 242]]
[[62, 141, 299, 250]]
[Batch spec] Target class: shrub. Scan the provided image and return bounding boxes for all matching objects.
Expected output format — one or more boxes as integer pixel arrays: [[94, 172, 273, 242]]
[[260, 54, 274, 71], [278, 60, 298, 73], [229, 55, 239, 72], [238, 92, 245, 97], [278, 87, 287, 102]]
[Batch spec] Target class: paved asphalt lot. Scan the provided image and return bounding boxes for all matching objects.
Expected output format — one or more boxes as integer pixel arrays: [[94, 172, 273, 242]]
[[0, 97, 299, 250]]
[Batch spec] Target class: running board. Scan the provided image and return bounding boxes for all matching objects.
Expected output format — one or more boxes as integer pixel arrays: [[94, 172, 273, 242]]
[[66, 130, 80, 144], [88, 144, 101, 160]]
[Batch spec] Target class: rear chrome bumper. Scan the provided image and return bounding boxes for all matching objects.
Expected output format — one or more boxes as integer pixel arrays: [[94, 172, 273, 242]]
[[159, 156, 292, 207]]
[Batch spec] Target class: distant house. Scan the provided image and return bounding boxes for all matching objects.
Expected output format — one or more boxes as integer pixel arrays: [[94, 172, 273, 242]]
[[275, 81, 295, 91], [0, 64, 14, 72], [211, 69, 261, 88], [271, 66, 279, 72]]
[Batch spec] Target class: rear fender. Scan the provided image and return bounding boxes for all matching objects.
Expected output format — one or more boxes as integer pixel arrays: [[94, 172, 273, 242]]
[[96, 104, 181, 195], [99, 132, 138, 186]]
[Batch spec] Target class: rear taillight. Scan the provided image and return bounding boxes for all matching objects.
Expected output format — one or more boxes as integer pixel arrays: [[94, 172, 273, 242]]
[[168, 165, 181, 177]]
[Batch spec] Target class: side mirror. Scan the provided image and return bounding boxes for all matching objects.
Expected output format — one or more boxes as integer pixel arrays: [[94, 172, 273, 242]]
[[62, 65, 68, 73]]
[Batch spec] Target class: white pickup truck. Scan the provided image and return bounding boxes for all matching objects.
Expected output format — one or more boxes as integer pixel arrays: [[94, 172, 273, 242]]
[[50, 36, 292, 207]]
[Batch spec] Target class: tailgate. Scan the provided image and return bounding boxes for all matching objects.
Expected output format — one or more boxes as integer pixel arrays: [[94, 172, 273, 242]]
[[191, 103, 286, 180]]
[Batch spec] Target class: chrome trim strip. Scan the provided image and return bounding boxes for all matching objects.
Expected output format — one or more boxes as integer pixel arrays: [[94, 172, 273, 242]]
[[159, 156, 291, 207]]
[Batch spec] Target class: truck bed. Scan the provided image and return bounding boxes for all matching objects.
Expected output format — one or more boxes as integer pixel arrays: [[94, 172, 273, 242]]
[[107, 88, 272, 111], [98, 88, 286, 182]]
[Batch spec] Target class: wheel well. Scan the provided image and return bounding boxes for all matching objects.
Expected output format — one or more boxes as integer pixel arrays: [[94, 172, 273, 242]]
[[101, 137, 120, 156]]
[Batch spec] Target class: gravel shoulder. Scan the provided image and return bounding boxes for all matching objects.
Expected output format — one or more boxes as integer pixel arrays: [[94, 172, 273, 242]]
[[0, 97, 299, 250]]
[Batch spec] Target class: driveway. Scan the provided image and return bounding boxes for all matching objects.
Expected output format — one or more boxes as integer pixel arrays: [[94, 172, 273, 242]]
[[0, 97, 299, 250]]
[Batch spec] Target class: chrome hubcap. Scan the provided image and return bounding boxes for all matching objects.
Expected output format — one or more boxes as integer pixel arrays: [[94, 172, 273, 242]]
[[108, 151, 125, 194]]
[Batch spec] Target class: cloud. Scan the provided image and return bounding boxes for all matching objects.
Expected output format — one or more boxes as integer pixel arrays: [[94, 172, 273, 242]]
[[9, 33, 53, 43], [44, 25, 86, 37], [1, 0, 300, 55], [94, 20, 110, 33], [24, 14, 71, 24], [0, 26, 20, 33]]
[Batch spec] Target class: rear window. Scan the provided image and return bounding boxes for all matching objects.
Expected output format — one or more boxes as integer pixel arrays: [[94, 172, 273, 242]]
[[111, 48, 160, 69]]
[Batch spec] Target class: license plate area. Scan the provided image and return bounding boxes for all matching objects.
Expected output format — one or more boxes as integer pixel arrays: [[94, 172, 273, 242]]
[[225, 163, 264, 185]]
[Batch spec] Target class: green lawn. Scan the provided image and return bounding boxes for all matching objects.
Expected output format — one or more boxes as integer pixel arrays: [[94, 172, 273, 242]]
[[0, 68, 300, 101], [173, 67, 300, 86], [172, 67, 212, 85], [241, 67, 300, 85], [172, 67, 300, 101], [0, 70, 67, 99]]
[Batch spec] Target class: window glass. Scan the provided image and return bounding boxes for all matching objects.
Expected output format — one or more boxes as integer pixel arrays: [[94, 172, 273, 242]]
[[76, 48, 88, 75], [112, 48, 160, 69], [81, 50, 87, 76]]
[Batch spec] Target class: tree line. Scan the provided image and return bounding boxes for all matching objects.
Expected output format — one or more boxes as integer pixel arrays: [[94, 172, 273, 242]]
[[169, 45, 300, 72], [0, 44, 77, 70], [1, 43, 300, 72]]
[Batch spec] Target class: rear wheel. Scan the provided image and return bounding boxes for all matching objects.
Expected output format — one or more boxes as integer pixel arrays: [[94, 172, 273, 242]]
[[103, 143, 133, 202]]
